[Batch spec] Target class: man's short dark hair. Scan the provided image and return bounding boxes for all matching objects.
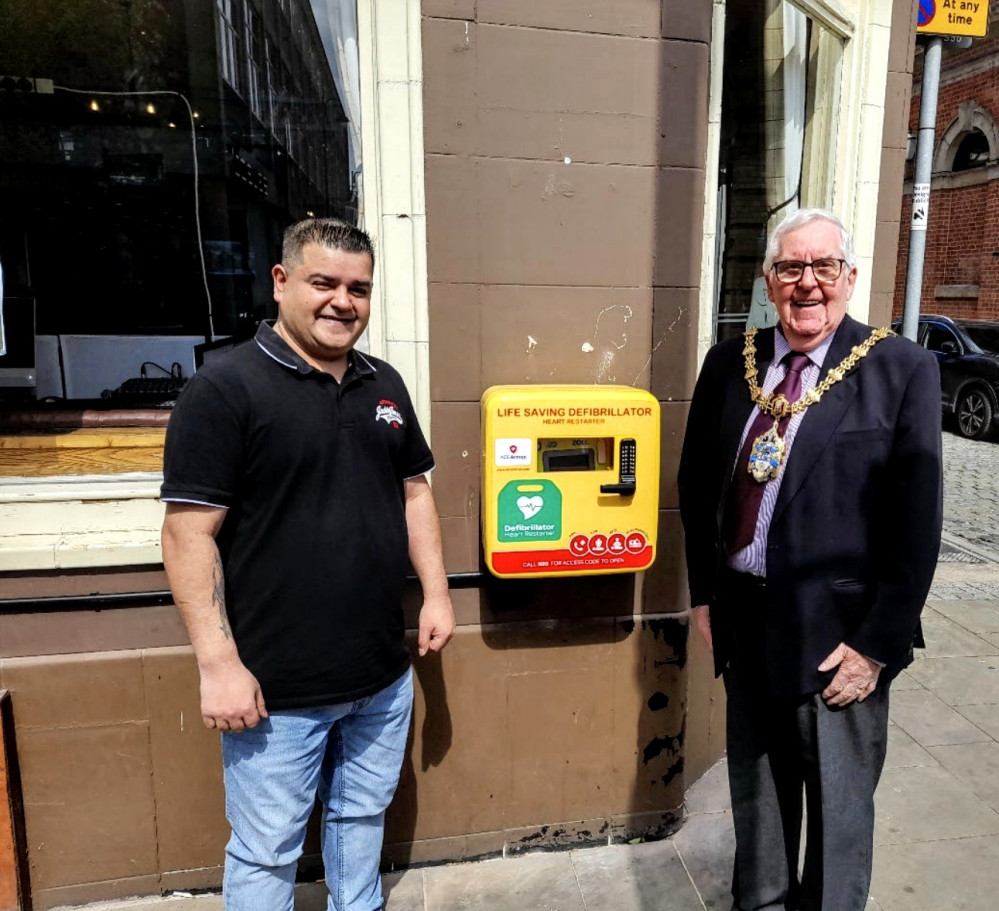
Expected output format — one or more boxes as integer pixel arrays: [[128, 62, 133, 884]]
[[282, 217, 375, 269]]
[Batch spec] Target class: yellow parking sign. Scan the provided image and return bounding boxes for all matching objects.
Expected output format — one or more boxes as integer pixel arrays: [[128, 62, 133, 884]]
[[917, 0, 989, 38]]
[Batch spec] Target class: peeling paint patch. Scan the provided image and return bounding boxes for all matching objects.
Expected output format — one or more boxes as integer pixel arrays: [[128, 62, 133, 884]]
[[642, 617, 688, 667], [647, 691, 669, 712], [642, 734, 681, 765], [609, 810, 683, 846], [583, 305, 634, 383], [661, 757, 684, 790], [517, 825, 550, 844], [542, 172, 575, 200], [597, 349, 616, 382], [507, 822, 607, 856], [526, 335, 538, 354], [563, 156, 572, 165]]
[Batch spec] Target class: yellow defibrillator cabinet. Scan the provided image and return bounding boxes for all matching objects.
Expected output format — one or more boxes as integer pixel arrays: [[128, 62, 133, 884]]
[[481, 385, 661, 578]]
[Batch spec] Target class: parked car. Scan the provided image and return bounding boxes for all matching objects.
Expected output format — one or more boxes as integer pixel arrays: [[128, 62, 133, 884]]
[[893, 315, 999, 440]]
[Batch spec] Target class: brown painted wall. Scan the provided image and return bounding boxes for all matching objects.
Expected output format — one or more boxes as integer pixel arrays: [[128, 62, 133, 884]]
[[0, 591, 691, 909], [0, 641, 225, 910], [421, 0, 722, 853], [1, 690, 29, 911], [870, 0, 920, 328]]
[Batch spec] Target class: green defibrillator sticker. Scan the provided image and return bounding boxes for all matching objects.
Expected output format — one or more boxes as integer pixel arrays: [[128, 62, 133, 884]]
[[498, 480, 562, 542]]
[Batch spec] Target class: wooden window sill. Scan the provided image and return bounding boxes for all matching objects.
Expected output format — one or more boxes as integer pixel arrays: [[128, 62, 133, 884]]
[[0, 420, 166, 478]]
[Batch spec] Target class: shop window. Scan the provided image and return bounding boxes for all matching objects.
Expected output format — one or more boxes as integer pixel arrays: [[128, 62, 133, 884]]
[[0, 0, 360, 418], [714, 0, 844, 342]]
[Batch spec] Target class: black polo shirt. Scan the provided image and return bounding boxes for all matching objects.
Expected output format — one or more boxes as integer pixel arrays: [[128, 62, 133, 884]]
[[161, 323, 434, 710]]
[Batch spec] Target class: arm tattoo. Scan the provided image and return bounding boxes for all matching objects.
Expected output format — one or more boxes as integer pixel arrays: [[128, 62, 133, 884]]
[[212, 553, 232, 640]]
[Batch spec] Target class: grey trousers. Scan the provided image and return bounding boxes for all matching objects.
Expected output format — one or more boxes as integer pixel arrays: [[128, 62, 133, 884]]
[[724, 661, 890, 911]]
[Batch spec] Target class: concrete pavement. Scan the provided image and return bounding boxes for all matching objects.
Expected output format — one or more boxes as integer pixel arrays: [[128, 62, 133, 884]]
[[55, 432, 999, 910]]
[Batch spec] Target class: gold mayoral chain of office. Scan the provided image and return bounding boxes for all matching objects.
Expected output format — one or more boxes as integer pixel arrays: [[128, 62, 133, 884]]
[[741, 325, 895, 483]]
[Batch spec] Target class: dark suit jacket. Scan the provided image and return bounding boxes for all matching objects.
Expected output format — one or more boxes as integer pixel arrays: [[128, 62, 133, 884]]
[[677, 315, 943, 698]]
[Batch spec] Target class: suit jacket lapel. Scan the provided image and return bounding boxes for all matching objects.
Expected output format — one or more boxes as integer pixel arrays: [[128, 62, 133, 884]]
[[771, 316, 866, 526]]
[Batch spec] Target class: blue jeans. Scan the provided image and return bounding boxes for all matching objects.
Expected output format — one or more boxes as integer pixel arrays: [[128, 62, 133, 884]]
[[221, 668, 413, 911]]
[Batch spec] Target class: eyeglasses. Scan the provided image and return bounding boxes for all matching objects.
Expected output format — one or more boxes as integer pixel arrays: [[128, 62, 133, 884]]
[[771, 258, 847, 284]]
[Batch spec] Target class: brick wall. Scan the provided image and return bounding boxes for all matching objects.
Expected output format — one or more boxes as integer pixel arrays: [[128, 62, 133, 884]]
[[894, 2, 999, 322]]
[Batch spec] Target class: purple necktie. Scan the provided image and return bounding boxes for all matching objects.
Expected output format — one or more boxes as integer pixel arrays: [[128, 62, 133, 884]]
[[722, 352, 810, 554]]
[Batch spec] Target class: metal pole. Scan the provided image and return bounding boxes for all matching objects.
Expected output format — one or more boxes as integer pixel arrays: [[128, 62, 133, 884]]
[[902, 36, 943, 341]]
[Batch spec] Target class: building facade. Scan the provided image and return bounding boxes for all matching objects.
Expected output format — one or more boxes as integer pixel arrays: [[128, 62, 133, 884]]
[[0, 1, 916, 907], [895, 1, 999, 321]]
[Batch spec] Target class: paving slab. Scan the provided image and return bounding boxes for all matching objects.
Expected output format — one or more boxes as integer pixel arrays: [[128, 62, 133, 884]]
[[955, 703, 999, 740], [927, 741, 999, 814], [295, 884, 326, 911], [918, 613, 998, 658], [423, 851, 586, 911], [883, 721, 937, 770], [889, 687, 992, 746], [870, 834, 999, 911], [874, 765, 999, 845], [904, 656, 999, 706], [671, 810, 735, 911], [52, 899, 223, 911], [570, 840, 704, 911], [887, 669, 921, 691], [683, 756, 730, 816], [383, 869, 425, 911], [930, 600, 999, 636]]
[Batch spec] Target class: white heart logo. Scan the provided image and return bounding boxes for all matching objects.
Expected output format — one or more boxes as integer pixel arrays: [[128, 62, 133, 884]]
[[517, 495, 544, 519]]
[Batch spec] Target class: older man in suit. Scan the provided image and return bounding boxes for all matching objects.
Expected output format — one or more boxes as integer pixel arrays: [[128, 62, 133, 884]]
[[678, 208, 942, 911]]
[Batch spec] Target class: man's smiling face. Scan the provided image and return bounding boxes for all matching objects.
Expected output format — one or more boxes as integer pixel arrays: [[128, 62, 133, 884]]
[[766, 219, 857, 352], [271, 243, 373, 372]]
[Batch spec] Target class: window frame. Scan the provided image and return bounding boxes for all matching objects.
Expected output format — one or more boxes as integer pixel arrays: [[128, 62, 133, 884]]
[[924, 322, 964, 355]]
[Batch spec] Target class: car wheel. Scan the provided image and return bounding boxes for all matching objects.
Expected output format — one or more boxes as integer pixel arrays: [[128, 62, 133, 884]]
[[956, 386, 994, 440]]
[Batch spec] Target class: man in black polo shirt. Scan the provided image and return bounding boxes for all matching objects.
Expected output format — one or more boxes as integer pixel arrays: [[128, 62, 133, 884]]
[[161, 218, 454, 911]]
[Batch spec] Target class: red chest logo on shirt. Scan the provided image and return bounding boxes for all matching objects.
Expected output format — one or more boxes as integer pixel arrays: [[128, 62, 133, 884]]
[[375, 399, 404, 429]]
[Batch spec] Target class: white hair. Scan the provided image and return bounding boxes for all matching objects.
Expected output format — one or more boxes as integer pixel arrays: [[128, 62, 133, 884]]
[[762, 208, 856, 275]]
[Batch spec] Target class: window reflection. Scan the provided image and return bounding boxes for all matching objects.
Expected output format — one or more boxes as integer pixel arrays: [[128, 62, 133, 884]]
[[715, 0, 842, 343], [0, 0, 357, 405]]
